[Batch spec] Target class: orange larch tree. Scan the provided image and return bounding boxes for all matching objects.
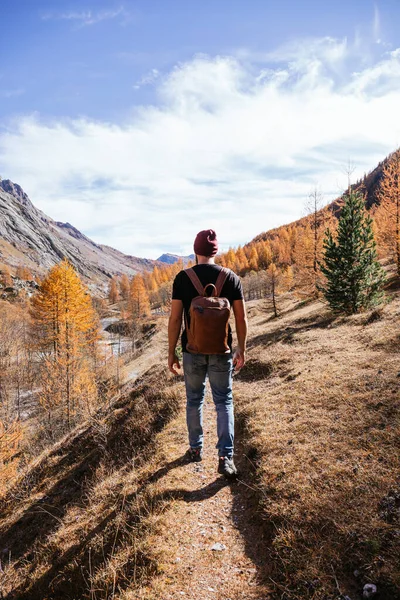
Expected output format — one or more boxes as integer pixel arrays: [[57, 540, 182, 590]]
[[30, 259, 99, 428], [234, 246, 249, 275], [0, 265, 13, 288], [128, 275, 150, 319], [255, 241, 272, 270], [119, 274, 130, 301], [108, 277, 120, 304], [126, 275, 151, 352], [375, 149, 400, 275], [247, 246, 259, 271], [224, 248, 236, 270]]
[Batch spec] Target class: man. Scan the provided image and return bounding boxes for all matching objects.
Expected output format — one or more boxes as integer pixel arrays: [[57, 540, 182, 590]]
[[168, 229, 248, 478]]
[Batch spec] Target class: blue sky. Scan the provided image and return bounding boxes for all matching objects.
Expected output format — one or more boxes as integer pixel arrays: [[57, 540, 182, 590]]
[[1, 1, 400, 258]]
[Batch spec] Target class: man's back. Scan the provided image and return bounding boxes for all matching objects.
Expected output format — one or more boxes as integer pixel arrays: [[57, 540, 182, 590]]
[[172, 264, 243, 353]]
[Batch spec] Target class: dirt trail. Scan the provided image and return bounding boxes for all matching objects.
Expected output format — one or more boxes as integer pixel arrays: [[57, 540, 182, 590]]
[[136, 386, 271, 600]]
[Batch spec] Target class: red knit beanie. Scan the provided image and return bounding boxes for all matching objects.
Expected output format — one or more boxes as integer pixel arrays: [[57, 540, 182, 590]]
[[193, 229, 218, 257]]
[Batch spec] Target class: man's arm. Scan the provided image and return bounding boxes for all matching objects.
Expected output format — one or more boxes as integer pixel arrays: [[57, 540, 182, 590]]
[[168, 299, 184, 375], [232, 299, 248, 371]]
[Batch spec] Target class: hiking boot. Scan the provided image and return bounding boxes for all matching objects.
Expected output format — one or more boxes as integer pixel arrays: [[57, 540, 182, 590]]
[[185, 447, 203, 462], [218, 456, 238, 479]]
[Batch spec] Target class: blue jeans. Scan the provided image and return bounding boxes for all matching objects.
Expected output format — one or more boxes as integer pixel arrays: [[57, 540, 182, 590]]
[[183, 352, 234, 458]]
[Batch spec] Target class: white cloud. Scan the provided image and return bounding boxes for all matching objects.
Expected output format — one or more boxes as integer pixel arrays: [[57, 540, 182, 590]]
[[133, 68, 160, 90], [1, 38, 400, 258], [348, 49, 400, 95], [42, 6, 128, 27]]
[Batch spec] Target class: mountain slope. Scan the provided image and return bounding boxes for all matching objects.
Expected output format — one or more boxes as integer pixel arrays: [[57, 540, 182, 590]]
[[251, 152, 390, 245], [1, 292, 399, 599], [0, 178, 155, 283]]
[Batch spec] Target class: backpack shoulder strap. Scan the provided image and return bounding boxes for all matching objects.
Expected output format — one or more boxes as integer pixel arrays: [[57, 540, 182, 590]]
[[215, 267, 229, 297], [185, 268, 204, 296]]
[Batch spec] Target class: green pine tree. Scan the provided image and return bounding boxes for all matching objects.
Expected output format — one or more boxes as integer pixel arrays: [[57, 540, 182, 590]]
[[319, 189, 386, 314]]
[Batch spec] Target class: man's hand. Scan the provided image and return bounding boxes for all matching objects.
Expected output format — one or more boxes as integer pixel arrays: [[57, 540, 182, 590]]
[[168, 351, 181, 375], [168, 300, 183, 375], [233, 348, 245, 372], [232, 299, 247, 373]]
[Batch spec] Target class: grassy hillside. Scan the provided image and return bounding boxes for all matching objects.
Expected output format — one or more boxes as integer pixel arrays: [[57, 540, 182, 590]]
[[234, 285, 400, 598], [0, 365, 182, 599], [0, 280, 399, 599]]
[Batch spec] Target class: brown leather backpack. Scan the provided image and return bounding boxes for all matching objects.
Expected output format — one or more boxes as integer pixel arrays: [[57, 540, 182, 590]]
[[184, 267, 231, 354]]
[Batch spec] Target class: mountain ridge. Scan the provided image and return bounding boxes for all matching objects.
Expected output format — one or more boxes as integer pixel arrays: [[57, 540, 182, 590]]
[[250, 153, 389, 245], [0, 178, 155, 284], [157, 252, 195, 265]]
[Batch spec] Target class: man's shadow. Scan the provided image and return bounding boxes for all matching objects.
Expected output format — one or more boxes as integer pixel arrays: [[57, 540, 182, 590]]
[[3, 454, 231, 600], [144, 454, 231, 502]]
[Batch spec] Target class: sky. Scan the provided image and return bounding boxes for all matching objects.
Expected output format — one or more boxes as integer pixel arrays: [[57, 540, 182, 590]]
[[1, 1, 400, 259]]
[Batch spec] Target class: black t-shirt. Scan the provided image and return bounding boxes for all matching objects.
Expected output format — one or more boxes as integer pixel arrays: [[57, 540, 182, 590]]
[[172, 264, 244, 352]]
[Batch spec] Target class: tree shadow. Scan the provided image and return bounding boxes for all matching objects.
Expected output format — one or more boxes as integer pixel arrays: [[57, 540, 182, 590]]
[[234, 358, 275, 382], [4, 464, 229, 600], [0, 431, 102, 562], [384, 274, 400, 293], [146, 455, 191, 485], [150, 476, 229, 504], [248, 313, 337, 348], [0, 372, 180, 599], [228, 452, 275, 593]]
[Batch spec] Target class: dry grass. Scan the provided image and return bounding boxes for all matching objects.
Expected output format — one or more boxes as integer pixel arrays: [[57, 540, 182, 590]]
[[0, 364, 181, 599], [233, 293, 400, 599], [1, 289, 399, 600]]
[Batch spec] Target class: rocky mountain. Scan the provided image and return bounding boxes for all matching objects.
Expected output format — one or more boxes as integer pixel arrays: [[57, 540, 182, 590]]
[[157, 252, 195, 265], [0, 178, 155, 284]]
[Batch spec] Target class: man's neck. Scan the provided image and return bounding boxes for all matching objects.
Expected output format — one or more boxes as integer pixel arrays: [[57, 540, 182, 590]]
[[197, 255, 215, 265]]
